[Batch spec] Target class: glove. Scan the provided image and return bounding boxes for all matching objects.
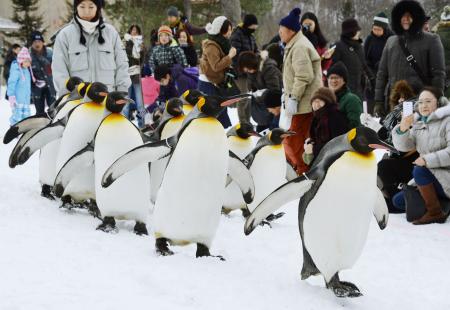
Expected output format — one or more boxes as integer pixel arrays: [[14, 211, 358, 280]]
[[360, 113, 382, 132], [8, 96, 16, 108], [373, 102, 386, 118], [285, 96, 298, 115]]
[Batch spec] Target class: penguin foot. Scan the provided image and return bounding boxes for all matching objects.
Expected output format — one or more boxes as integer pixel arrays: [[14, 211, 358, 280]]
[[59, 196, 74, 210], [40, 185, 55, 200], [96, 217, 117, 233], [86, 200, 101, 219], [259, 220, 272, 228], [155, 238, 174, 256], [134, 222, 148, 236], [266, 212, 285, 222], [221, 207, 232, 216], [196, 243, 225, 261], [326, 274, 362, 298], [241, 207, 251, 218]]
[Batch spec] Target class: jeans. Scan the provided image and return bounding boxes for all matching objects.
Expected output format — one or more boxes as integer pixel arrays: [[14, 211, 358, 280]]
[[123, 82, 146, 128], [32, 86, 55, 116], [197, 80, 231, 128], [392, 166, 448, 210]]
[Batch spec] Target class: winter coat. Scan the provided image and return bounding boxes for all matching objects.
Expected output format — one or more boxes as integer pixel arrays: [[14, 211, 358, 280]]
[[7, 61, 31, 104], [180, 44, 198, 67], [247, 57, 283, 92], [335, 86, 362, 129], [230, 25, 258, 74], [436, 21, 450, 97], [30, 47, 56, 97], [282, 31, 322, 115], [125, 37, 145, 84], [149, 43, 187, 73], [364, 30, 393, 74], [171, 64, 198, 95], [332, 36, 373, 99], [392, 104, 450, 197], [52, 20, 131, 95], [3, 54, 16, 82], [199, 39, 232, 85]]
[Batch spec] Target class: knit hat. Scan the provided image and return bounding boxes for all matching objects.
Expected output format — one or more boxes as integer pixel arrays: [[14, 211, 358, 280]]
[[441, 5, 450, 21], [167, 6, 180, 17], [17, 47, 32, 64], [30, 31, 44, 43], [205, 16, 228, 35], [73, 0, 105, 46], [243, 14, 258, 28], [327, 61, 349, 83], [373, 12, 389, 29], [158, 25, 173, 38], [74, 0, 103, 10], [310, 87, 337, 106], [263, 89, 282, 108], [341, 18, 361, 37], [279, 8, 301, 33]]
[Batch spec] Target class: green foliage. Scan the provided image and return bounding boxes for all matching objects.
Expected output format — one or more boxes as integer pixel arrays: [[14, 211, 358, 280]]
[[10, 0, 45, 45], [241, 0, 271, 18]]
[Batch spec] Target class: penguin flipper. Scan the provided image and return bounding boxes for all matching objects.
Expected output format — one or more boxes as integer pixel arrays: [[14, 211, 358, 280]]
[[9, 129, 40, 168], [53, 143, 95, 198], [286, 161, 298, 181], [101, 136, 177, 188], [228, 151, 255, 204], [3, 114, 51, 144], [12, 119, 66, 167], [244, 175, 315, 235], [373, 188, 389, 230]]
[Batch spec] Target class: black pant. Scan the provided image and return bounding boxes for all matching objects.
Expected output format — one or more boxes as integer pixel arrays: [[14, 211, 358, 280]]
[[33, 87, 55, 116]]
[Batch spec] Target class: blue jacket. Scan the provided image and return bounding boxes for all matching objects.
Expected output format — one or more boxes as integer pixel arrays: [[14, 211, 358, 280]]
[[7, 61, 32, 104]]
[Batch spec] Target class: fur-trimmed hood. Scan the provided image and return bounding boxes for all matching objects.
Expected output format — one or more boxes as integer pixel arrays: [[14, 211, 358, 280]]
[[391, 0, 426, 36]]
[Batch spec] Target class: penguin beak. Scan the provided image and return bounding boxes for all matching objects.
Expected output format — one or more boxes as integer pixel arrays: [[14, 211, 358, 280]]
[[172, 107, 183, 114], [368, 140, 399, 154], [280, 131, 296, 139], [250, 131, 262, 137]]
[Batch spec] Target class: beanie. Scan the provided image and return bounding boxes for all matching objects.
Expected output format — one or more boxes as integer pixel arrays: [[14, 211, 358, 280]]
[[373, 12, 389, 29], [327, 61, 349, 83], [167, 6, 180, 17], [310, 87, 337, 106], [74, 0, 103, 9], [205, 16, 228, 35], [243, 14, 258, 28], [263, 89, 282, 108], [341, 18, 361, 37], [158, 25, 173, 38], [30, 31, 44, 43], [279, 8, 301, 33], [17, 47, 32, 64], [441, 5, 450, 21]]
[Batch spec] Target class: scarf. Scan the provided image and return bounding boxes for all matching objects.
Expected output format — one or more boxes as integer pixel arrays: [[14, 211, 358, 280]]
[[74, 16, 105, 45], [76, 16, 99, 34], [207, 34, 231, 54]]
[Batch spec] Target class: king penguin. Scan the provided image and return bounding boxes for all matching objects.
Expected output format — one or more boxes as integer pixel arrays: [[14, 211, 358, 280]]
[[244, 127, 395, 298], [101, 94, 255, 259], [180, 89, 203, 115], [223, 123, 260, 216]]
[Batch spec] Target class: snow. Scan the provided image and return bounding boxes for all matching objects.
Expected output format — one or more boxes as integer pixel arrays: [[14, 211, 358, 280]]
[[1, 90, 450, 310]]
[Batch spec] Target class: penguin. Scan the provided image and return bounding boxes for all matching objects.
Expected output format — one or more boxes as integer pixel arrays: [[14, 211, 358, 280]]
[[244, 127, 395, 298], [54, 92, 151, 234], [222, 123, 260, 216], [54, 82, 109, 209], [180, 89, 203, 115], [101, 94, 255, 259]]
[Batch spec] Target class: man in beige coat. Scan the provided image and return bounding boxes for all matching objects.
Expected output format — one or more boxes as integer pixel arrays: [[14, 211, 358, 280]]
[[279, 8, 322, 174]]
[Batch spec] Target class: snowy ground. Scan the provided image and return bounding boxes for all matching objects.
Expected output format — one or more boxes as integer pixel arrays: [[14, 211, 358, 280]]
[[0, 88, 449, 310]]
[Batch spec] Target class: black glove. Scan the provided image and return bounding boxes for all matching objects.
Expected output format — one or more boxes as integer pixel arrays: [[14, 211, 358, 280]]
[[373, 102, 387, 118]]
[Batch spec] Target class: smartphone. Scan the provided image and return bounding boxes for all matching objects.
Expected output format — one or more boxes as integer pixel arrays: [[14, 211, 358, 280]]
[[403, 101, 414, 116]]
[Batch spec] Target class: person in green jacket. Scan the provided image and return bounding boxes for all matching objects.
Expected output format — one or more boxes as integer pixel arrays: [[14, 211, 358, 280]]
[[435, 6, 450, 98], [327, 61, 362, 128]]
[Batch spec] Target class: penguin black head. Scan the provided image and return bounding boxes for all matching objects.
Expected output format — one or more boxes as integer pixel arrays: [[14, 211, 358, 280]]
[[65, 76, 83, 93], [348, 127, 399, 154], [198, 94, 251, 118], [181, 89, 203, 106], [85, 82, 108, 103], [228, 123, 261, 139], [77, 82, 90, 97], [165, 98, 184, 117], [105, 91, 132, 113], [268, 128, 296, 145]]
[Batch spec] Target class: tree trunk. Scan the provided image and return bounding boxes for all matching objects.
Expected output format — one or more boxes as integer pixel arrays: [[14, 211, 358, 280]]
[[220, 0, 242, 26], [183, 0, 192, 20]]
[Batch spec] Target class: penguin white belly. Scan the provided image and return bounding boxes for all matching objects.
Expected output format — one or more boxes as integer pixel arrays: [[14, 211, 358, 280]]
[[39, 139, 60, 185], [223, 136, 255, 210], [150, 116, 184, 204], [248, 145, 287, 212], [95, 114, 150, 222], [63, 168, 95, 203], [303, 152, 377, 282], [154, 118, 228, 247]]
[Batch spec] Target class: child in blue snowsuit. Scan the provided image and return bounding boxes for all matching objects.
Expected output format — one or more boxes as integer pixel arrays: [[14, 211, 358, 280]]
[[7, 47, 34, 125]]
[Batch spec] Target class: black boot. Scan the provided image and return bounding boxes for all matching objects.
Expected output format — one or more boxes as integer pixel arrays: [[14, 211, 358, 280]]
[[155, 238, 174, 256], [326, 273, 362, 298], [41, 184, 55, 200], [196, 243, 225, 261], [96, 216, 117, 233], [134, 222, 148, 236]]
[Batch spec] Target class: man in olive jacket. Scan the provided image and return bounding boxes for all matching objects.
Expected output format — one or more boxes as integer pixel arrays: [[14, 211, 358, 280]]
[[374, 0, 446, 116], [279, 8, 322, 174]]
